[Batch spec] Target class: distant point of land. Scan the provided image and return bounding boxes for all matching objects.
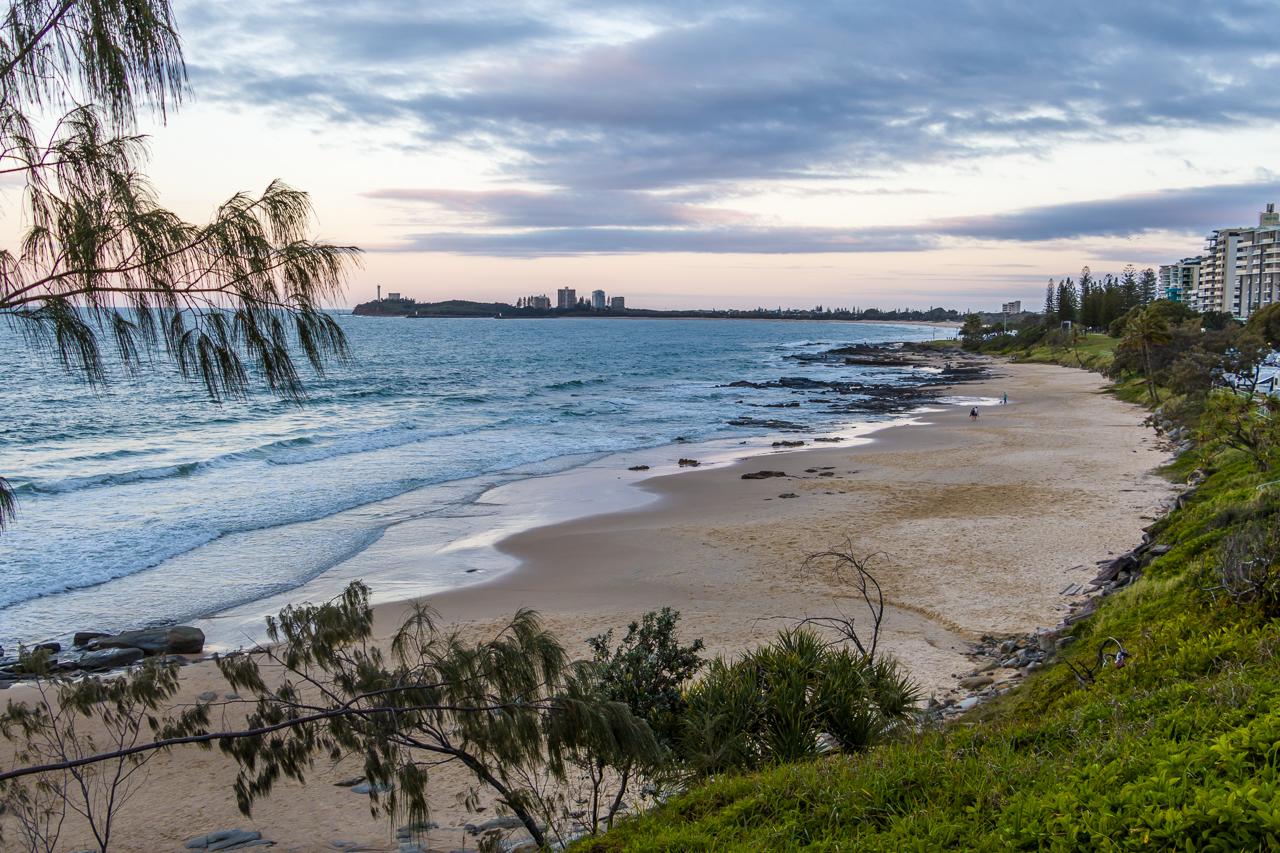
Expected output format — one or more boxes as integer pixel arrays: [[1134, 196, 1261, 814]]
[[351, 297, 969, 324]]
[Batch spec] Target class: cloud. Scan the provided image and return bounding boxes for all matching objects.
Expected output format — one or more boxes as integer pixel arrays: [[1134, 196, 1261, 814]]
[[361, 187, 749, 227], [933, 180, 1280, 242], [375, 180, 1280, 256], [183, 0, 1280, 192]]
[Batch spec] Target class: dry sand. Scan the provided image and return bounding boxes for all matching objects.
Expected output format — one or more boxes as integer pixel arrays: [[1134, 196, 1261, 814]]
[[1, 360, 1177, 852]]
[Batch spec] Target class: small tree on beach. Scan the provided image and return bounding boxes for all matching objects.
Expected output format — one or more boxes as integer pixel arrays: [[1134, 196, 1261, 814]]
[[573, 609, 705, 833], [0, 585, 663, 851], [1, 655, 186, 853], [0, 0, 360, 529]]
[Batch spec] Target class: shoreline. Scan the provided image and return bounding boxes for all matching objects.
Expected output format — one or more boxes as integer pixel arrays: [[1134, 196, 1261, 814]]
[[0, 358, 1179, 852]]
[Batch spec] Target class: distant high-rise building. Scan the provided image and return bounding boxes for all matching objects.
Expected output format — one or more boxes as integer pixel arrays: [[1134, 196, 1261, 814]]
[[591, 289, 607, 310], [557, 287, 576, 309], [1001, 300, 1021, 314], [1189, 204, 1280, 318], [518, 294, 551, 309], [387, 292, 401, 301], [610, 296, 625, 310], [1158, 258, 1201, 304]]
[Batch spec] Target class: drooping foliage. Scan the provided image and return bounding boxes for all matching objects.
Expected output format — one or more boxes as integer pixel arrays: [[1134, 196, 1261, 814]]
[[0, 0, 361, 528]]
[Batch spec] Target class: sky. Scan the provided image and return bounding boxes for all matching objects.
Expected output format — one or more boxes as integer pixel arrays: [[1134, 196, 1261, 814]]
[[129, 0, 1280, 310]]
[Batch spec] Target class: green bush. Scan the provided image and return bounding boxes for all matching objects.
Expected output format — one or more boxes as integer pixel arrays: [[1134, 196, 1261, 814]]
[[679, 629, 919, 776]]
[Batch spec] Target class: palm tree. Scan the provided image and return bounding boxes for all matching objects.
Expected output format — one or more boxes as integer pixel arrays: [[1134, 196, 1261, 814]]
[[1122, 306, 1172, 403]]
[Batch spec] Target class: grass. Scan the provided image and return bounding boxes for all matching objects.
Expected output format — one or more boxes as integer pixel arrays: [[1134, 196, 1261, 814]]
[[575, 352, 1280, 851]]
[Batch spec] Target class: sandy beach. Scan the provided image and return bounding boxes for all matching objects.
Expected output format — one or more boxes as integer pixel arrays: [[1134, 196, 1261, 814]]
[[1, 359, 1177, 852]]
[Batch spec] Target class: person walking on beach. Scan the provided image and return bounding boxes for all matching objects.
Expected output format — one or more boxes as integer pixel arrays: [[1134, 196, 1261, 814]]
[[1002, 392, 1008, 405], [969, 407, 979, 420]]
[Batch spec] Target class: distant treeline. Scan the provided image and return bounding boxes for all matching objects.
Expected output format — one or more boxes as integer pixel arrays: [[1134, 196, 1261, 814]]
[[352, 298, 963, 322]]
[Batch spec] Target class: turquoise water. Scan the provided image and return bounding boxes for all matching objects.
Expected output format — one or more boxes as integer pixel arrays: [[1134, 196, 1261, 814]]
[[0, 315, 946, 645]]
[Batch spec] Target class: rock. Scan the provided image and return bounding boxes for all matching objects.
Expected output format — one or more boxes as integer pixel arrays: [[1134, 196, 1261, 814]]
[[813, 437, 844, 443], [333, 776, 365, 787], [956, 697, 980, 711], [34, 641, 61, 654], [396, 821, 439, 838], [677, 458, 700, 467], [90, 625, 204, 655], [73, 631, 109, 647], [350, 781, 393, 795], [198, 691, 219, 702], [957, 675, 993, 690], [465, 816, 525, 835], [76, 646, 144, 671], [778, 492, 798, 499], [627, 465, 650, 471], [185, 829, 263, 850], [976, 660, 999, 673], [1056, 636, 1076, 650], [741, 470, 787, 479], [1149, 543, 1171, 557], [771, 440, 806, 447]]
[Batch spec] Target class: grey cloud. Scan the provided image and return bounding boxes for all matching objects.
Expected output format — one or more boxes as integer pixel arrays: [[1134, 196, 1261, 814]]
[[934, 181, 1280, 242], [186, 0, 1280, 194], [374, 180, 1280, 256]]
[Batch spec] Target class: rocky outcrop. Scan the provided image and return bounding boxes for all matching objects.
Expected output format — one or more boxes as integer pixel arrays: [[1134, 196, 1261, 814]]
[[88, 625, 205, 655]]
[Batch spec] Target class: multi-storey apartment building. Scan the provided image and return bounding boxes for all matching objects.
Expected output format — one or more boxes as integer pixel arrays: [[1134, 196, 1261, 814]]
[[1191, 204, 1280, 318], [1158, 257, 1202, 304], [591, 289, 607, 310], [556, 287, 577, 309], [1236, 205, 1280, 317]]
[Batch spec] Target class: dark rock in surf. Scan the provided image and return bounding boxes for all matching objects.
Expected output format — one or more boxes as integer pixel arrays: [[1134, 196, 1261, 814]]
[[77, 647, 145, 671], [89, 625, 205, 656], [73, 631, 109, 647]]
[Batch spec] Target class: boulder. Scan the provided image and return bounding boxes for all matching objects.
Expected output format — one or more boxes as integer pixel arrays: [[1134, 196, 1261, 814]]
[[677, 458, 700, 467], [77, 647, 144, 671], [34, 641, 61, 654], [185, 829, 263, 850], [73, 631, 109, 648], [350, 781, 393, 795], [90, 625, 204, 655], [741, 470, 787, 480], [627, 465, 650, 471], [957, 675, 993, 690], [465, 816, 524, 835]]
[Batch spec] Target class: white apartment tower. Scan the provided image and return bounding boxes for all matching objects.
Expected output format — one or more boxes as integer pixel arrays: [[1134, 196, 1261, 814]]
[[1193, 204, 1280, 318], [557, 287, 577, 309]]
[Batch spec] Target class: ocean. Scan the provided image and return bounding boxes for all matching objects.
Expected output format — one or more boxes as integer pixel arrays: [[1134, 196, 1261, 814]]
[[0, 315, 950, 648]]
